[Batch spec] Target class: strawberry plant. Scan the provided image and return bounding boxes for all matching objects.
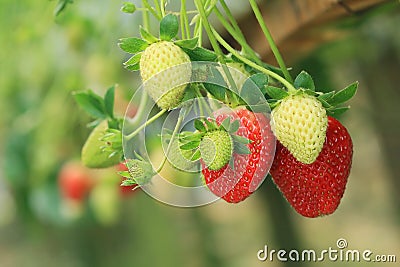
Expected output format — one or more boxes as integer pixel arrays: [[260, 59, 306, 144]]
[[73, 0, 358, 217]]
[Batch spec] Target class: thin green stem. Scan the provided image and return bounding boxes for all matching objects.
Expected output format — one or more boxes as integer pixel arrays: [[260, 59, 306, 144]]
[[153, 0, 162, 17], [180, 4, 186, 39], [143, 8, 150, 30], [248, 0, 293, 83], [194, 0, 240, 104], [217, 0, 261, 63], [213, 29, 296, 93], [142, 0, 161, 20], [182, 0, 191, 39], [155, 109, 185, 173], [160, 0, 166, 17], [125, 109, 167, 140], [213, 7, 261, 65]]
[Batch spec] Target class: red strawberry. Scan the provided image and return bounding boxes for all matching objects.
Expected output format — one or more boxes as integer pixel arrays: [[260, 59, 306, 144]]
[[58, 162, 94, 202], [202, 108, 275, 203], [270, 116, 353, 217]]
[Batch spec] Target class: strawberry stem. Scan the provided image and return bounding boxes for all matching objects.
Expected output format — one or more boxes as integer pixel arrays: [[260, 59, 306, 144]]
[[125, 108, 167, 141], [194, 0, 240, 106], [215, 1, 262, 65], [142, 0, 161, 20], [248, 0, 293, 83], [155, 107, 186, 173], [212, 29, 297, 93], [180, 0, 190, 39]]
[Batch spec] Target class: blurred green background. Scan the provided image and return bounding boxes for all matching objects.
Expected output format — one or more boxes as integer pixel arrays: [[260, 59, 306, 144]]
[[0, 1, 399, 266]]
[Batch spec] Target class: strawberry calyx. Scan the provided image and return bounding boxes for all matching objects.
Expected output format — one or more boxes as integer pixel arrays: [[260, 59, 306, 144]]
[[118, 153, 156, 190], [265, 70, 358, 117]]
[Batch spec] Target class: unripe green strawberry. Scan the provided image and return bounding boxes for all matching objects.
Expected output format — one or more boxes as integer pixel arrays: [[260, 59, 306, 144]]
[[200, 130, 233, 171], [140, 41, 191, 110], [271, 93, 328, 164], [81, 121, 121, 168]]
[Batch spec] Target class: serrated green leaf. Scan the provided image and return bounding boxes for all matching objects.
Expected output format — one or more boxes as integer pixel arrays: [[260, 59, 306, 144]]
[[294, 71, 315, 91], [229, 120, 240, 133], [121, 178, 137, 186], [180, 140, 200, 150], [124, 53, 142, 71], [234, 142, 251, 155], [220, 117, 231, 131], [174, 37, 199, 50], [125, 63, 140, 71], [329, 82, 358, 106], [118, 37, 149, 54], [232, 135, 252, 144], [265, 86, 288, 100], [74, 91, 106, 119], [194, 119, 206, 132], [182, 47, 217, 61], [180, 132, 203, 142], [160, 14, 179, 41], [121, 2, 136, 13], [104, 86, 115, 119], [140, 27, 158, 43]]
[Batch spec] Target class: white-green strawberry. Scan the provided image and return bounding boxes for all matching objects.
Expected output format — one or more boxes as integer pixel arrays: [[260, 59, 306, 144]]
[[140, 41, 191, 110], [199, 130, 233, 170], [271, 93, 328, 164]]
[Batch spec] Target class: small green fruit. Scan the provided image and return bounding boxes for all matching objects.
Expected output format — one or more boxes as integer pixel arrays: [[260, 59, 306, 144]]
[[140, 41, 192, 110], [81, 121, 121, 168], [200, 130, 233, 170]]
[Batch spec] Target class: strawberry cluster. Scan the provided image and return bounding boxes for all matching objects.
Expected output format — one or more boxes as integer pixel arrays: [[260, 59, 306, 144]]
[[75, 8, 358, 218]]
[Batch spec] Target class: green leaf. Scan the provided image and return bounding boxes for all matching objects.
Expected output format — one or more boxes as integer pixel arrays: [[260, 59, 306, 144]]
[[180, 140, 200, 150], [318, 98, 332, 109], [124, 53, 142, 71], [174, 37, 199, 50], [74, 90, 106, 119], [121, 2, 136, 13], [182, 47, 217, 61], [118, 37, 149, 54], [329, 82, 358, 106], [203, 83, 226, 102], [265, 86, 288, 100], [241, 73, 268, 105], [160, 14, 179, 41], [204, 120, 217, 131], [220, 117, 231, 131], [121, 178, 137, 186], [232, 135, 252, 144], [294, 71, 315, 91], [194, 119, 206, 132], [327, 106, 350, 116], [318, 91, 335, 102], [229, 120, 240, 133], [234, 142, 251, 155], [104, 86, 115, 119], [190, 149, 201, 161], [249, 73, 269, 90], [140, 26, 158, 44]]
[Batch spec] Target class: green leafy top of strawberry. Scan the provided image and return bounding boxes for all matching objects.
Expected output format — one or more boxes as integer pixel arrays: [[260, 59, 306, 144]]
[[118, 153, 156, 190], [265, 70, 358, 117]]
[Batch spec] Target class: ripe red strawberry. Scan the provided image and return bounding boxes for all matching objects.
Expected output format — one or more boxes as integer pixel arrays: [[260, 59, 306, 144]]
[[202, 108, 275, 203], [58, 162, 94, 202], [270, 116, 353, 217]]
